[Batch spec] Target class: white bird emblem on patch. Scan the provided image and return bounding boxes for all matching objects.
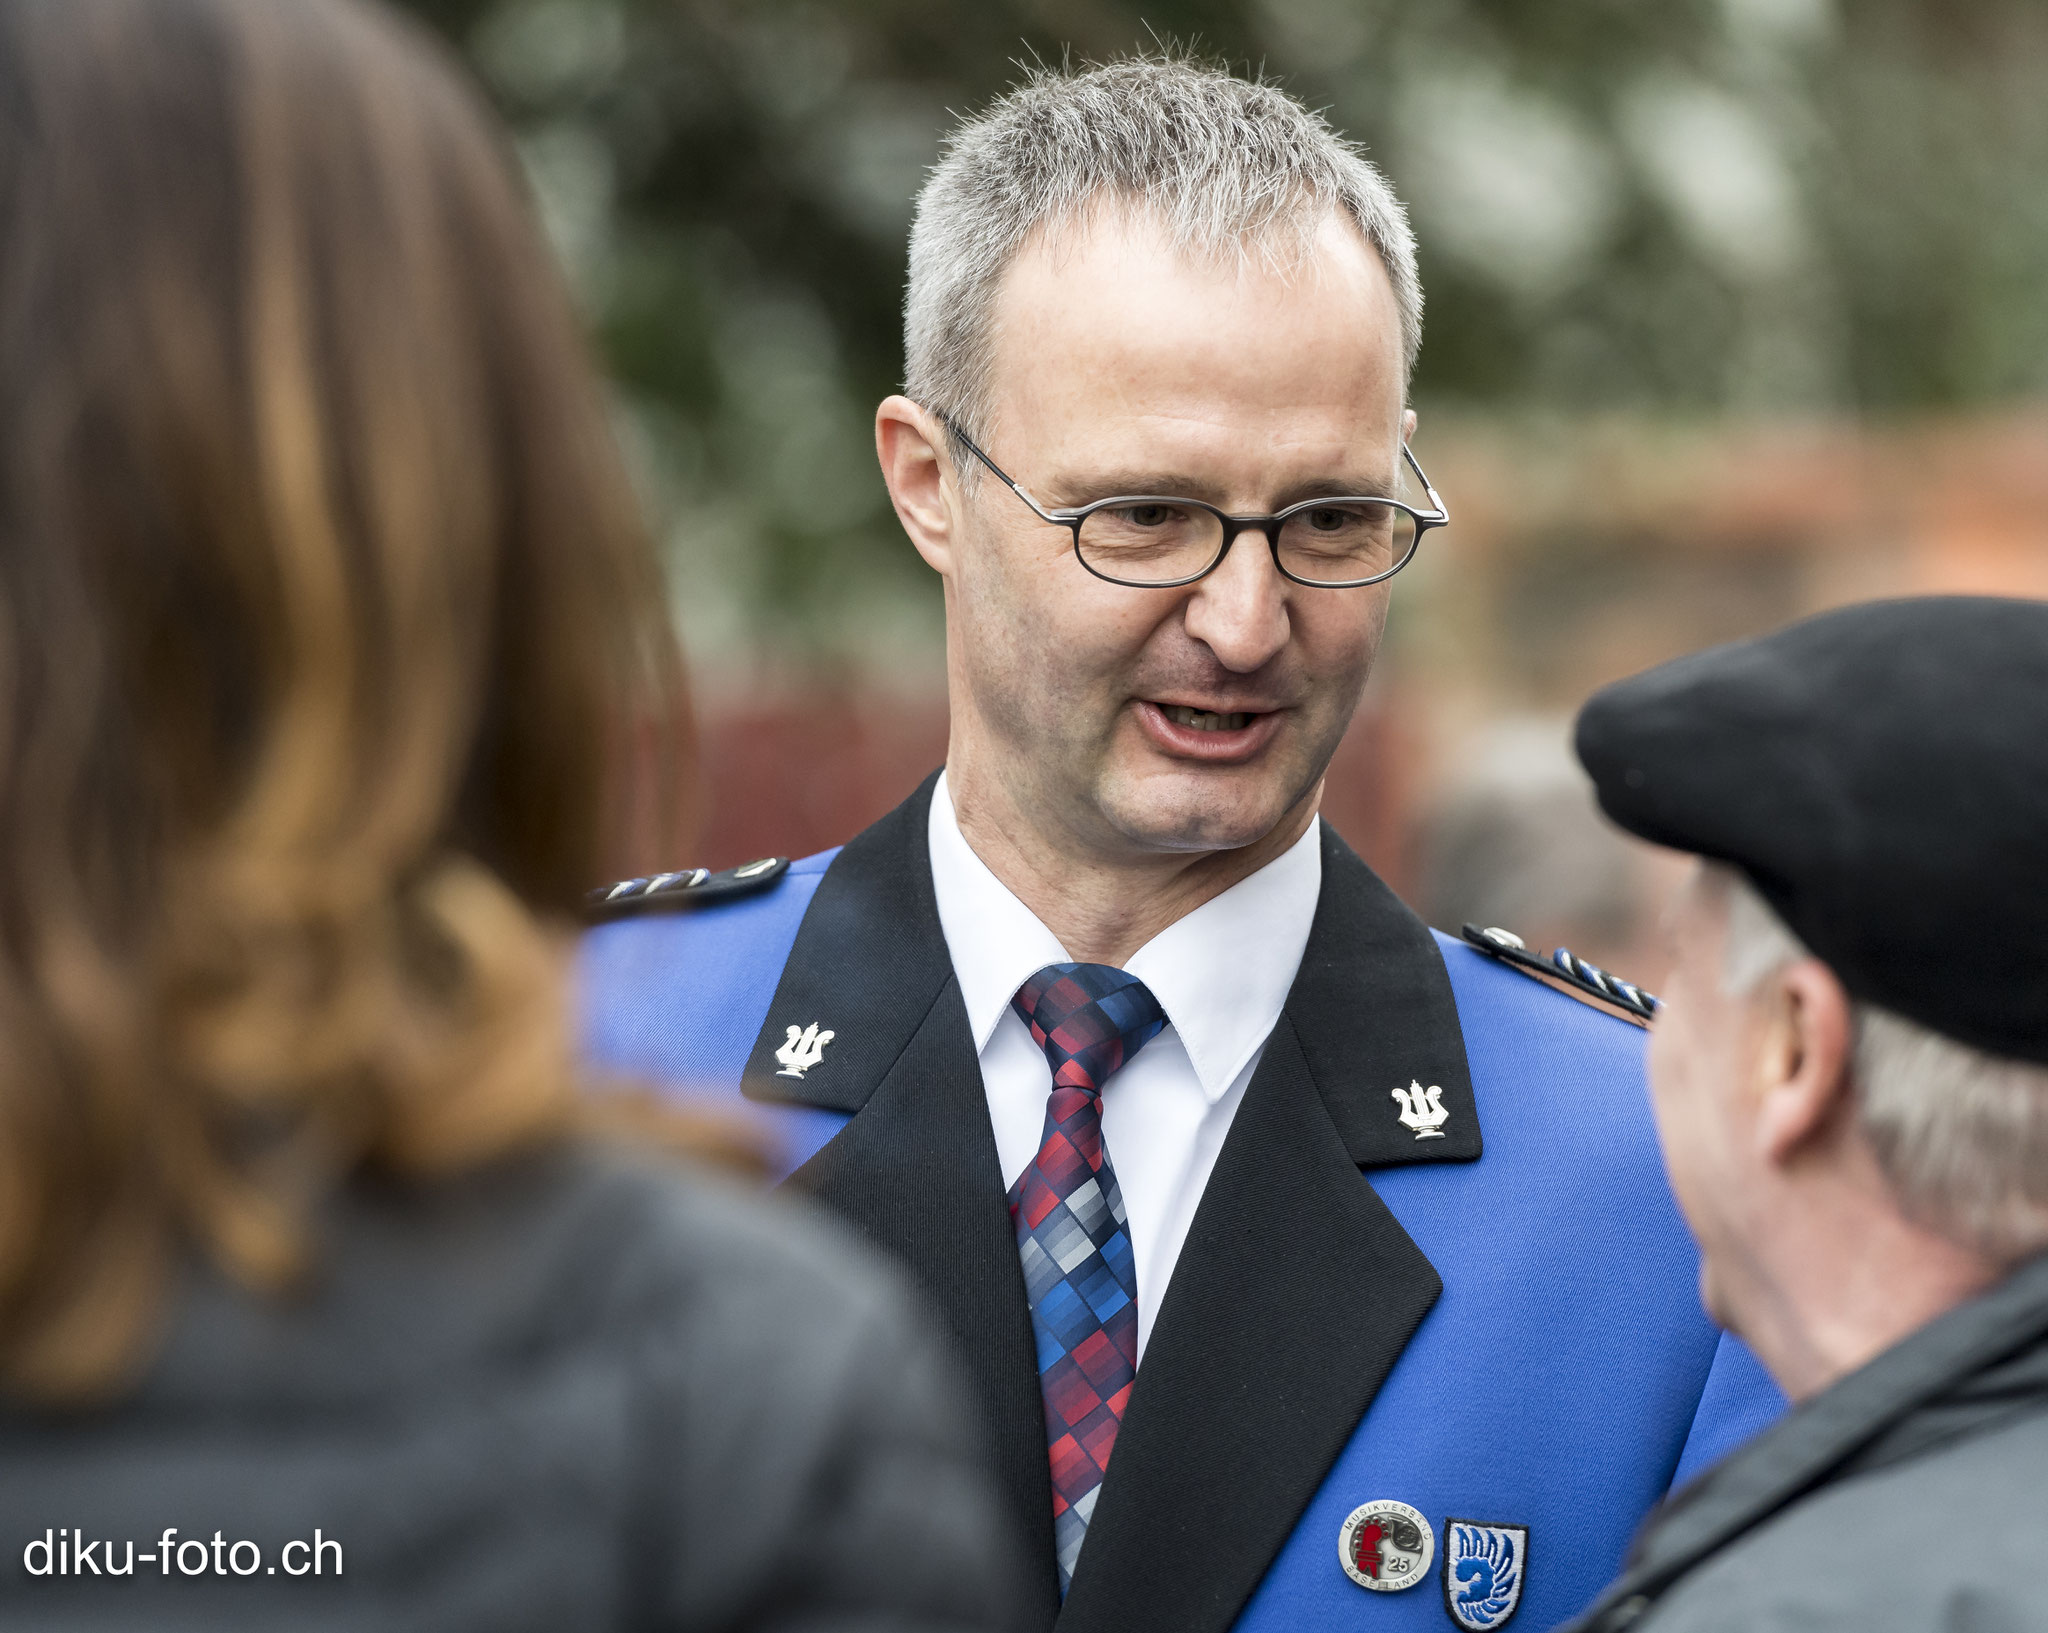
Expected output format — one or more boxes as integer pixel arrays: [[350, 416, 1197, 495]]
[[1443, 1520, 1528, 1629]]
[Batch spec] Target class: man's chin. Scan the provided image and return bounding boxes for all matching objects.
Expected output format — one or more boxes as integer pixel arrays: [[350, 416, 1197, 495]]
[[1095, 762, 1314, 857]]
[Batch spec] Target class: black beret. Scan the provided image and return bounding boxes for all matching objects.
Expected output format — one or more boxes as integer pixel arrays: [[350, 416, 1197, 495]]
[[1574, 596, 2048, 1066]]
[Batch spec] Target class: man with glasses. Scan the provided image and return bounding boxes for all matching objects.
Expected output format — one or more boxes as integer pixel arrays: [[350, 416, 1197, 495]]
[[583, 56, 1782, 1633]]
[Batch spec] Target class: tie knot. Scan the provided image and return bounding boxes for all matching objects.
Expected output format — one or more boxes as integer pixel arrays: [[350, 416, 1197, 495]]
[[1011, 963, 1167, 1096]]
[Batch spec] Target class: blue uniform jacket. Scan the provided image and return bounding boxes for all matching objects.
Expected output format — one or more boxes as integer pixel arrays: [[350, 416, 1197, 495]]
[[580, 775, 1784, 1633]]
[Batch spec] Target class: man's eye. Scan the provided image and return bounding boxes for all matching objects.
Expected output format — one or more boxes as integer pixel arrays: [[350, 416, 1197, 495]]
[[1116, 504, 1178, 528]]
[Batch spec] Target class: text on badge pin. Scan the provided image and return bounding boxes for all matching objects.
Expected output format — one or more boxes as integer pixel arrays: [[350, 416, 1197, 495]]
[[1338, 1500, 1434, 1592]]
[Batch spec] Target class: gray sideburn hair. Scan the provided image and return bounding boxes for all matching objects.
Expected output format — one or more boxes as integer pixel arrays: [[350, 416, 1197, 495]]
[[903, 54, 1422, 455], [1713, 863, 2048, 1266]]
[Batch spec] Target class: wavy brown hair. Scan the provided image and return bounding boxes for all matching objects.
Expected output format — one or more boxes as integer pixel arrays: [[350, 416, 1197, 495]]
[[0, 0, 688, 1398]]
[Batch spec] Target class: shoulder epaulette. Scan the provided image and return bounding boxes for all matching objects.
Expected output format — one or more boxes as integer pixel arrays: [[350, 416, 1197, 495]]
[[586, 857, 789, 920], [1459, 924, 1661, 1027]]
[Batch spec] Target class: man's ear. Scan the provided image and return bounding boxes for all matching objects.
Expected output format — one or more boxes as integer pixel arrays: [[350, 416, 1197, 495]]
[[875, 395, 958, 575], [1753, 959, 1859, 1165]]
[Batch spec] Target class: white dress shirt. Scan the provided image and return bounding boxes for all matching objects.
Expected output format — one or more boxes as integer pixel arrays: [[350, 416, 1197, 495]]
[[927, 770, 1321, 1363]]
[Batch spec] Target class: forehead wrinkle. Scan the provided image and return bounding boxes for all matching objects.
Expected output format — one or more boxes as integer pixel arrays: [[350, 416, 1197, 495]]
[[1278, 463, 1402, 500]]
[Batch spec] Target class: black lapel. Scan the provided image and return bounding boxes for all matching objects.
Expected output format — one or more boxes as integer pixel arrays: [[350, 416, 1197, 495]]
[[791, 974, 1060, 1625], [742, 770, 955, 1111], [1293, 824, 1480, 1166], [1057, 825, 1478, 1633], [744, 773, 1063, 1624]]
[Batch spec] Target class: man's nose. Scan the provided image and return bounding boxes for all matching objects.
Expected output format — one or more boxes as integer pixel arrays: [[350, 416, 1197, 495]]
[[1179, 527, 1291, 673]]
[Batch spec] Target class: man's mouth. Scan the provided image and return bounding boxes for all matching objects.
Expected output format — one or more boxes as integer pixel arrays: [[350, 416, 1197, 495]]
[[1134, 699, 1283, 763], [1159, 704, 1253, 733]]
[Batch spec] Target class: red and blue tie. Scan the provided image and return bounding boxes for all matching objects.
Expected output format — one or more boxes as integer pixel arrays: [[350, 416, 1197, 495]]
[[1009, 962, 1167, 1593]]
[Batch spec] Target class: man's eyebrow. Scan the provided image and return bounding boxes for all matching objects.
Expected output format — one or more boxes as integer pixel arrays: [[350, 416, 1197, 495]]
[[1274, 472, 1400, 505], [1044, 472, 1228, 506], [1044, 470, 1402, 509]]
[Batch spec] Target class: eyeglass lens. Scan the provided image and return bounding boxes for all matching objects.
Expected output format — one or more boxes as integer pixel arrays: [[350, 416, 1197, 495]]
[[1077, 500, 1417, 585]]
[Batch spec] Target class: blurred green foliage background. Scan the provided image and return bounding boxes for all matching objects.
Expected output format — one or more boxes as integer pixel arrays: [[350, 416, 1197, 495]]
[[392, 0, 2048, 668]]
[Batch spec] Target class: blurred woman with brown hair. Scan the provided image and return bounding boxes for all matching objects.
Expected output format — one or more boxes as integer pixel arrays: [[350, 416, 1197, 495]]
[[0, 0, 1017, 1625]]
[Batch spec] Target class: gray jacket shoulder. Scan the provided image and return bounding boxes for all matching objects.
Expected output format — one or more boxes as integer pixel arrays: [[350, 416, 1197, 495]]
[[0, 1145, 1021, 1632], [1643, 1404, 2048, 1632], [554, 1152, 1029, 1632]]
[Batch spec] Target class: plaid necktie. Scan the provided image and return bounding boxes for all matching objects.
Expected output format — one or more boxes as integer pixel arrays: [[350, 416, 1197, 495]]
[[1008, 962, 1168, 1594]]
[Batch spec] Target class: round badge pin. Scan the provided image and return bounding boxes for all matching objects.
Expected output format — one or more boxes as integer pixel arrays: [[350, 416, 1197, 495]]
[[1338, 1500, 1434, 1592]]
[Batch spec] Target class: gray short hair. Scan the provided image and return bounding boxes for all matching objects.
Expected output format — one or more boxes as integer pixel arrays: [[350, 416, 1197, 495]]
[[1714, 865, 2048, 1265], [903, 54, 1422, 445]]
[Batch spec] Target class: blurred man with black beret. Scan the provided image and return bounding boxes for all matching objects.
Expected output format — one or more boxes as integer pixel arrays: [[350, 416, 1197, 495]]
[[1569, 595, 2048, 1633]]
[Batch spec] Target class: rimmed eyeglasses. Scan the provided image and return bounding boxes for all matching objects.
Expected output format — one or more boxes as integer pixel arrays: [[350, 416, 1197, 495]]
[[941, 417, 1448, 589]]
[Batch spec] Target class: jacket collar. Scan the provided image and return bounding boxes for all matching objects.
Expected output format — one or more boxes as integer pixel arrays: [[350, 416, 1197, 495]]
[[741, 772, 953, 1110], [745, 774, 1482, 1167], [927, 768, 1324, 1106], [1578, 1249, 2048, 1631], [744, 776, 1482, 1633], [1289, 819, 1482, 1166]]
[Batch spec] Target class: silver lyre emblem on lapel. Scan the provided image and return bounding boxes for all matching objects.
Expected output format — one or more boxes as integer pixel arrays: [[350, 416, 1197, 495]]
[[775, 1022, 835, 1079], [1391, 1080, 1449, 1140]]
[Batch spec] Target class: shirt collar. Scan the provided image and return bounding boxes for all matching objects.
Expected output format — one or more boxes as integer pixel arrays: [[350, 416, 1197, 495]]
[[926, 770, 1323, 1104]]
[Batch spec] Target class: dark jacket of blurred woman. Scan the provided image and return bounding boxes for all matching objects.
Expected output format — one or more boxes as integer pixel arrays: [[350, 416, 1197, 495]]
[[0, 1, 1020, 1627]]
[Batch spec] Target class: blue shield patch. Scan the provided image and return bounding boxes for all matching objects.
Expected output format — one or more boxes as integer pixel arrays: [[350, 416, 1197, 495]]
[[1442, 1520, 1528, 1630]]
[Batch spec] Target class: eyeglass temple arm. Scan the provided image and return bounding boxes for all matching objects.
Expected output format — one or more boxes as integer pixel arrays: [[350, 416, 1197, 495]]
[[1403, 443, 1448, 525], [937, 415, 1069, 525]]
